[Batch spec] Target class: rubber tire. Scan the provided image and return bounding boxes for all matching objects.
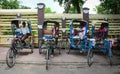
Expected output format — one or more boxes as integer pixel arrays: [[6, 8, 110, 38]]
[[46, 49, 49, 70], [108, 48, 112, 66], [6, 48, 15, 68], [87, 49, 93, 67], [30, 39, 34, 53], [65, 41, 70, 54], [39, 41, 42, 54]]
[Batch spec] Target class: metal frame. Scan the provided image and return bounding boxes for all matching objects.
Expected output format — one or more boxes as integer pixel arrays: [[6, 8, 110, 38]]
[[6, 18, 34, 68], [38, 20, 60, 70], [67, 19, 93, 66], [91, 21, 112, 65]]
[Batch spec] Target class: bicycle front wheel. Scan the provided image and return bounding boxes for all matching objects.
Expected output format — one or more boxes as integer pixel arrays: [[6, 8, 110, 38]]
[[46, 48, 49, 70], [6, 48, 15, 68], [87, 49, 93, 67]]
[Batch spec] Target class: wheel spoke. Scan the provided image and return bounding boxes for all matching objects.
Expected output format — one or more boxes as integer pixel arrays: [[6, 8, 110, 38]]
[[87, 49, 93, 67], [6, 49, 15, 68]]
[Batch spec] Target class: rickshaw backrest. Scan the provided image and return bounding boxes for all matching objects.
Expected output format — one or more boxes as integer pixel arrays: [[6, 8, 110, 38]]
[[11, 19, 32, 36], [44, 30, 52, 34], [70, 19, 88, 38], [102, 22, 109, 38], [91, 22, 109, 38], [43, 20, 59, 37]]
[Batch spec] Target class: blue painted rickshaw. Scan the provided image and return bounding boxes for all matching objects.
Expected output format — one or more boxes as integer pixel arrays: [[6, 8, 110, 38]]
[[38, 20, 60, 70], [91, 21, 112, 65], [66, 19, 93, 66], [6, 18, 34, 68]]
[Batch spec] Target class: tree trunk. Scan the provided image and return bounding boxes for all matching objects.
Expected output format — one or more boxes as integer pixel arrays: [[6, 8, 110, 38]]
[[76, 2, 81, 13], [65, 0, 72, 13]]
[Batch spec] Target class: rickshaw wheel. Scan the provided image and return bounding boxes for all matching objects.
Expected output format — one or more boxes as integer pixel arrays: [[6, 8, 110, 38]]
[[87, 49, 93, 67], [107, 48, 112, 66], [56, 39, 61, 54], [30, 39, 34, 53], [39, 41, 42, 54], [6, 48, 15, 68], [46, 48, 49, 70], [65, 38, 70, 54], [105, 41, 112, 66]]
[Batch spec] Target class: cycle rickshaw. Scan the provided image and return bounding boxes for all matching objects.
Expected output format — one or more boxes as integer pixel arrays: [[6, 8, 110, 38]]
[[38, 20, 60, 70], [91, 21, 112, 65], [6, 18, 34, 68], [66, 19, 93, 66]]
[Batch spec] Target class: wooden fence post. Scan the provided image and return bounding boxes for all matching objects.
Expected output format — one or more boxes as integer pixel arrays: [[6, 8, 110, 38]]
[[83, 7, 89, 28], [62, 17, 66, 38], [37, 3, 45, 45]]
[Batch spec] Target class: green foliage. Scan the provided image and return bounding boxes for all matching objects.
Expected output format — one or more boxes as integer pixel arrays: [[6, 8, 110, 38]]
[[68, 5, 77, 13], [45, 7, 56, 13], [34, 7, 56, 13], [96, 5, 110, 14], [54, 0, 85, 13], [19, 5, 31, 9], [0, 0, 19, 9], [97, 0, 120, 14], [0, 0, 31, 9]]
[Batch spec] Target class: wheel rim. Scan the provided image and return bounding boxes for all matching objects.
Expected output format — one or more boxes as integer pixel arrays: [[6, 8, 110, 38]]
[[65, 41, 70, 54], [30, 39, 34, 53], [88, 49, 93, 67], [39, 41, 42, 54], [46, 49, 49, 70], [6, 49, 15, 68], [107, 41, 112, 66], [57, 40, 61, 54], [108, 49, 112, 66]]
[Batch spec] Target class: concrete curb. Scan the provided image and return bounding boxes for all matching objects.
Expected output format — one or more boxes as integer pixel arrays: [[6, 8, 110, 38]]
[[0, 60, 120, 66]]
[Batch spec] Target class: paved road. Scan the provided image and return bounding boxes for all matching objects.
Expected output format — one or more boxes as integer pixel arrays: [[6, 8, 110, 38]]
[[0, 47, 120, 65], [0, 64, 120, 74], [0, 47, 120, 74]]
